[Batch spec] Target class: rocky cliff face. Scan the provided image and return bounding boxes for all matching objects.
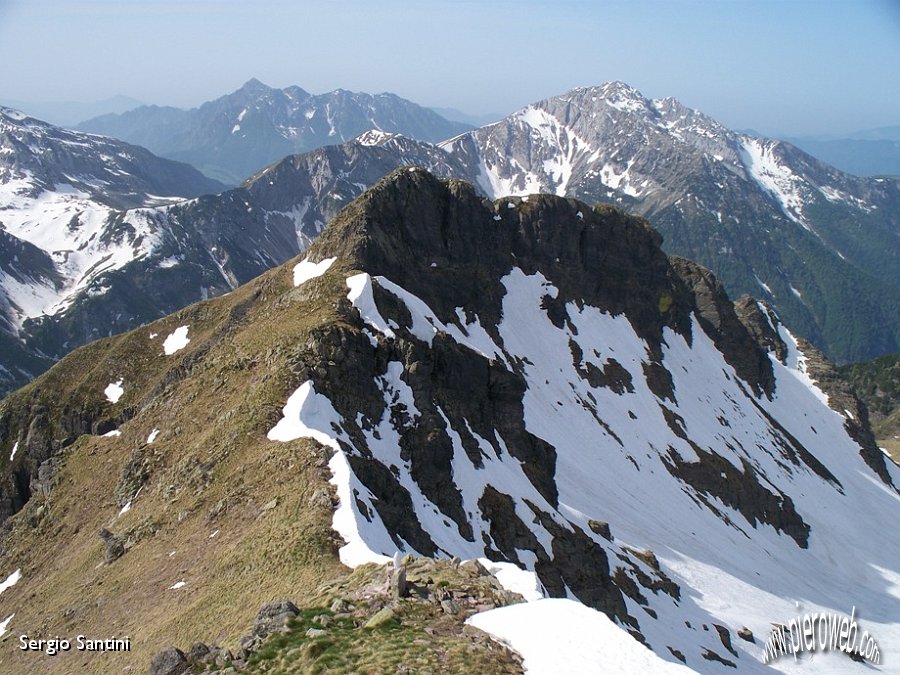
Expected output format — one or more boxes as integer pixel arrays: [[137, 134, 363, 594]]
[[0, 170, 896, 672]]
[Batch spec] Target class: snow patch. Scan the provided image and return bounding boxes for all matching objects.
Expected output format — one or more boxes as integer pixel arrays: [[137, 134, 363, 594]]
[[267, 380, 392, 567], [104, 379, 124, 403], [739, 138, 812, 231], [146, 429, 160, 444], [0, 614, 13, 639], [346, 274, 396, 339], [0, 569, 21, 595], [477, 559, 544, 601], [293, 256, 336, 287], [163, 326, 190, 355], [753, 274, 772, 295], [8, 441, 18, 461], [468, 599, 692, 674]]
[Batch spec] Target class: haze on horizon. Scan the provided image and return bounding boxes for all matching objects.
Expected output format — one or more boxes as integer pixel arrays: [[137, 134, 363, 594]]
[[1, 0, 898, 137]]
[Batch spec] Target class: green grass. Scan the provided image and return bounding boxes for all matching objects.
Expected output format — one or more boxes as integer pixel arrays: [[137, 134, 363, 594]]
[[246, 602, 521, 674]]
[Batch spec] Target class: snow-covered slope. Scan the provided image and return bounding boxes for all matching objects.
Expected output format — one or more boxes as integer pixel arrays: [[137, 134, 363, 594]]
[[261, 170, 900, 672], [440, 83, 900, 363], [0, 106, 223, 319], [0, 108, 226, 392]]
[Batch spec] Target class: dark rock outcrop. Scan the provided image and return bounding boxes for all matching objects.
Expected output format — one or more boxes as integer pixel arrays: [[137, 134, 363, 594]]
[[149, 646, 190, 675], [98, 528, 125, 563]]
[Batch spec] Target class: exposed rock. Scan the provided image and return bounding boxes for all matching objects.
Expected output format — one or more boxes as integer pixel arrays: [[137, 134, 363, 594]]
[[795, 337, 895, 488], [662, 446, 811, 548], [364, 606, 397, 628], [252, 599, 299, 638], [149, 646, 190, 675], [668, 646, 687, 663], [671, 257, 774, 398], [308, 488, 333, 509], [98, 528, 125, 563], [29, 457, 62, 501], [115, 448, 154, 508], [701, 648, 737, 668], [186, 641, 211, 664], [733, 296, 787, 363], [713, 623, 738, 657], [391, 564, 408, 601], [737, 627, 755, 643], [588, 520, 612, 541]]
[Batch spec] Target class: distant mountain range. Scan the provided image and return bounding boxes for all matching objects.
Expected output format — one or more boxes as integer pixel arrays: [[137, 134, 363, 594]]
[[76, 79, 472, 184], [235, 83, 900, 364], [2, 95, 144, 128], [2, 83, 899, 395], [783, 137, 900, 177]]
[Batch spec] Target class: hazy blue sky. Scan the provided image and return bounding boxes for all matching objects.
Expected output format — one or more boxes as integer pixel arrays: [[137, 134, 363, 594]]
[[1, 0, 898, 135]]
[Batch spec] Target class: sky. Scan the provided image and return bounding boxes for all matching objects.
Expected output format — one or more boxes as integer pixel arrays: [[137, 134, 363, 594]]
[[0, 0, 898, 136]]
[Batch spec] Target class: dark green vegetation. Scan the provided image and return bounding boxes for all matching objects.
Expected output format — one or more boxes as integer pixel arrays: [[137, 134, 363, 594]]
[[840, 354, 900, 450]]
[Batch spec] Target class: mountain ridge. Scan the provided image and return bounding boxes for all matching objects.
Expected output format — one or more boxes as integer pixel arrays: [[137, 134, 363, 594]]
[[2, 169, 898, 672]]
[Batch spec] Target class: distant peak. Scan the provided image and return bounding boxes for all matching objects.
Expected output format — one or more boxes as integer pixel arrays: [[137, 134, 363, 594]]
[[599, 80, 644, 97], [355, 129, 399, 146], [561, 82, 650, 112], [0, 106, 44, 129], [601, 81, 647, 102], [0, 106, 31, 122], [236, 78, 272, 94]]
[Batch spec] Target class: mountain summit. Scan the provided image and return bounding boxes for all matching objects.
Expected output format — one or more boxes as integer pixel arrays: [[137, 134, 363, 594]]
[[440, 83, 900, 362], [0, 170, 897, 672]]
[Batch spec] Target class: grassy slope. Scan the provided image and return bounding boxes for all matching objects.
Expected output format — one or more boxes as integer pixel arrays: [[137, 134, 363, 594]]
[[0, 207, 526, 674], [0, 258, 350, 673]]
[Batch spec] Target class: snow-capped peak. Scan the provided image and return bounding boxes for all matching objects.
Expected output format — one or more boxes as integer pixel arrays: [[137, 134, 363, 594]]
[[355, 129, 400, 146]]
